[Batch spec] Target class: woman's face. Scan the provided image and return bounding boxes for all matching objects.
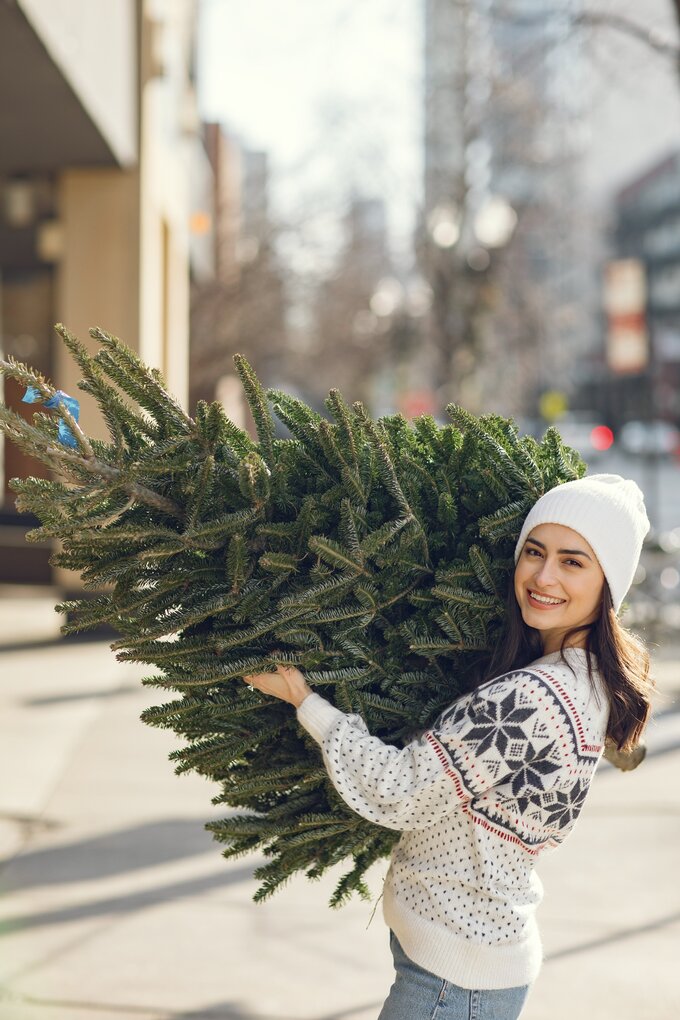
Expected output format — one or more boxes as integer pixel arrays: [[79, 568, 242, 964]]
[[514, 522, 605, 654]]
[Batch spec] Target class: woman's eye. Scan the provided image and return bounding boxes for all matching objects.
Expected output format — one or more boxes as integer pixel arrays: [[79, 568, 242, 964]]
[[524, 548, 582, 567]]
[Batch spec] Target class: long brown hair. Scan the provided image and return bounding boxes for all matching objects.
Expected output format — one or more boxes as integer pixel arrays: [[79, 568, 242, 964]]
[[467, 581, 654, 754]]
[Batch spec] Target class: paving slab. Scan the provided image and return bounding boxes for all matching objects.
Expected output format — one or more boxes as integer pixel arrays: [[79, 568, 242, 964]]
[[0, 588, 62, 648]]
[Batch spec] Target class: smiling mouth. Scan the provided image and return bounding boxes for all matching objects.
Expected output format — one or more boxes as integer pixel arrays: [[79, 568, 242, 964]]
[[527, 588, 567, 608]]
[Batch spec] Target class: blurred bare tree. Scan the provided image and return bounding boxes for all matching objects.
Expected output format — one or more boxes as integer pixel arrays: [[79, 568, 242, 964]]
[[189, 127, 289, 414]]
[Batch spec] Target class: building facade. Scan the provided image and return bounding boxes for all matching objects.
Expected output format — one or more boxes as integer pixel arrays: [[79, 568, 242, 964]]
[[601, 151, 680, 430], [0, 0, 202, 588]]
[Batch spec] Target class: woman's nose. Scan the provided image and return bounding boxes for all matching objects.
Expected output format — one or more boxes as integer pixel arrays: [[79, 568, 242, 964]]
[[534, 558, 558, 585]]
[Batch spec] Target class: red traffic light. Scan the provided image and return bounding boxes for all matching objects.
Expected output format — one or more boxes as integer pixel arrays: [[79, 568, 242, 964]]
[[590, 425, 614, 451]]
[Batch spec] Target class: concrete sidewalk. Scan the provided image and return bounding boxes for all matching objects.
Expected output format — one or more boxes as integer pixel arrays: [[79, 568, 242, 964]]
[[0, 591, 679, 1020]]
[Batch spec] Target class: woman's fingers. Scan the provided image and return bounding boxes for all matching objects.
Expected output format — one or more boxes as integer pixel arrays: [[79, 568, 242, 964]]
[[239, 665, 311, 707], [240, 670, 290, 702]]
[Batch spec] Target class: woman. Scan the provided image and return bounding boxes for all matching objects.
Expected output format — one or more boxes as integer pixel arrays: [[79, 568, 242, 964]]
[[242, 473, 654, 1019]]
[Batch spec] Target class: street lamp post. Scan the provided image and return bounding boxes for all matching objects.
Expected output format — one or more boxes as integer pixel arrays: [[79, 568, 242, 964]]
[[367, 275, 434, 418], [421, 193, 517, 414]]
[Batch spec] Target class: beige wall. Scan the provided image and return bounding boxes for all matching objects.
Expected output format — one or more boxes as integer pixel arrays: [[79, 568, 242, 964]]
[[52, 168, 141, 590], [56, 167, 141, 444], [138, 0, 193, 410], [138, 185, 190, 408]]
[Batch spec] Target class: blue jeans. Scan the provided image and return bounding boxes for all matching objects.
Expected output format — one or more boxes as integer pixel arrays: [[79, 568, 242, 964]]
[[377, 929, 532, 1020]]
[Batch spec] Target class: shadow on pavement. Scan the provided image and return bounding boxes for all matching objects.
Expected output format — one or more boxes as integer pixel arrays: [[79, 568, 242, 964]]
[[22, 682, 140, 706], [643, 740, 680, 761], [545, 906, 680, 962], [0, 858, 257, 936], [0, 820, 237, 893], [0, 991, 383, 1020], [0, 633, 117, 655], [172, 1001, 381, 1020]]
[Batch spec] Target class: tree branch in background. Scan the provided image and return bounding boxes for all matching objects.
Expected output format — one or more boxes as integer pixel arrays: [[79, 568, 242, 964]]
[[574, 8, 680, 60], [490, 3, 680, 59]]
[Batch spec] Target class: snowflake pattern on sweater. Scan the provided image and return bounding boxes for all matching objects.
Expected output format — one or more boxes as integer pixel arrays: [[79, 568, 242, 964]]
[[425, 665, 604, 853]]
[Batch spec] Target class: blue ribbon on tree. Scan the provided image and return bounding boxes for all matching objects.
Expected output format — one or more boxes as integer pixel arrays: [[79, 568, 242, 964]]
[[21, 385, 80, 449]]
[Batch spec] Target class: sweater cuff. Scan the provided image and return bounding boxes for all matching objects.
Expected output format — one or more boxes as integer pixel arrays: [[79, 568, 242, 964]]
[[296, 692, 345, 744]]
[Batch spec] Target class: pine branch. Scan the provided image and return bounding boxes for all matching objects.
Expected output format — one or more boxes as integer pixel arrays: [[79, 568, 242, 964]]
[[234, 353, 276, 467], [88, 325, 195, 435]]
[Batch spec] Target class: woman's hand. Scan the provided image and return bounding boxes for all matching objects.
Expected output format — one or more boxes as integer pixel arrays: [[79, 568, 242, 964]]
[[241, 663, 313, 709]]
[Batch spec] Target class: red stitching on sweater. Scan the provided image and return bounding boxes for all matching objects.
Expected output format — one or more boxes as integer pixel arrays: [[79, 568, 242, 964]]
[[425, 733, 470, 805], [487, 797, 563, 839], [426, 731, 485, 786], [530, 668, 603, 754], [463, 806, 544, 856]]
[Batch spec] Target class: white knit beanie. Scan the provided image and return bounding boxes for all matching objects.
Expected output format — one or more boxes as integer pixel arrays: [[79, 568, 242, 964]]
[[513, 473, 650, 614]]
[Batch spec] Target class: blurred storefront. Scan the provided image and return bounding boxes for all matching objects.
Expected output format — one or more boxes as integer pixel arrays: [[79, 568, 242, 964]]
[[0, 0, 205, 590], [600, 151, 680, 431]]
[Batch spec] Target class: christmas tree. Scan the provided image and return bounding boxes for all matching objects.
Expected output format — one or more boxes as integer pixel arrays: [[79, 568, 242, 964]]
[[0, 323, 592, 906]]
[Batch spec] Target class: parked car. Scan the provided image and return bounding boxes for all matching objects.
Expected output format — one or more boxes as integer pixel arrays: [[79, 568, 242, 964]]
[[618, 420, 680, 457]]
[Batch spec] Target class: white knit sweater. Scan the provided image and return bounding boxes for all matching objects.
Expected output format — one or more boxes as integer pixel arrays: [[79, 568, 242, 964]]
[[295, 646, 609, 990]]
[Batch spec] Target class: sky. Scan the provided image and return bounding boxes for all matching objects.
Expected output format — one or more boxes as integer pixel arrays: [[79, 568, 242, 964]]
[[197, 0, 680, 268], [197, 0, 421, 269], [580, 0, 680, 199]]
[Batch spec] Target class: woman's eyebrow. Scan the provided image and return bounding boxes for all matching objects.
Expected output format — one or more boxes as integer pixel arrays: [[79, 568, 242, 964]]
[[526, 537, 592, 561]]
